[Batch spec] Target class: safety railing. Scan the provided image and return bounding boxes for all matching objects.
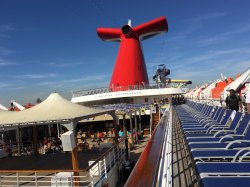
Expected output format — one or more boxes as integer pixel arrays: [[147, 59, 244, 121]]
[[156, 106, 172, 187], [188, 98, 224, 107], [124, 108, 171, 187], [72, 83, 171, 98], [0, 138, 126, 186], [189, 98, 248, 113]]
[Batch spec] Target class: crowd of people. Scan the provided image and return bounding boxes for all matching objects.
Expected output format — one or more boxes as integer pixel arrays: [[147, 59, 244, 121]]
[[172, 95, 186, 105], [40, 137, 62, 154], [76, 129, 116, 152]]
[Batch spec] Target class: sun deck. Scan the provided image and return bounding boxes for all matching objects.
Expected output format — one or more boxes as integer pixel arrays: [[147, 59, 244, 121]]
[[124, 106, 197, 187]]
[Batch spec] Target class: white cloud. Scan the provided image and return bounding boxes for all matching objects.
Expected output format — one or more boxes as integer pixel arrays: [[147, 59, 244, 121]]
[[0, 83, 13, 88], [170, 59, 250, 86], [0, 24, 14, 38], [0, 46, 13, 56], [37, 81, 56, 86], [183, 47, 250, 65], [195, 36, 225, 46], [0, 24, 14, 32], [189, 12, 227, 22], [7, 86, 26, 91], [48, 62, 86, 68], [195, 24, 250, 47], [61, 74, 109, 84], [15, 73, 57, 79], [0, 59, 16, 66], [37, 74, 110, 89], [168, 12, 227, 46]]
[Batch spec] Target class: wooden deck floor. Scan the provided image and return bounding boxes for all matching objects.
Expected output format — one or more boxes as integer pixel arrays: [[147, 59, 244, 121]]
[[172, 108, 198, 187]]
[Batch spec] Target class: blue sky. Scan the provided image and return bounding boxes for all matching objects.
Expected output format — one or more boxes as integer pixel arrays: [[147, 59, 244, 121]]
[[0, 0, 250, 105]]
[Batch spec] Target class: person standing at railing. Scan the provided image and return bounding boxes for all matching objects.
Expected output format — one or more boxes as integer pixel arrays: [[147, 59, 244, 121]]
[[225, 89, 242, 111]]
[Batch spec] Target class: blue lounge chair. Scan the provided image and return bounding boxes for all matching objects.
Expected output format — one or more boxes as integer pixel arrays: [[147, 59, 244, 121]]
[[190, 146, 250, 162], [187, 114, 250, 146], [185, 111, 242, 138], [182, 109, 230, 132], [196, 162, 250, 187], [200, 176, 250, 187]]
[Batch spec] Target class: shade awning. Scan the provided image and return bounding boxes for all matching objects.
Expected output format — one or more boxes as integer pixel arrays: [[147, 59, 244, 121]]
[[0, 93, 115, 127]]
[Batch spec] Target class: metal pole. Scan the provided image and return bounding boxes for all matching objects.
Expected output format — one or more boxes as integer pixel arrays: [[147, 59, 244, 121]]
[[57, 123, 60, 138], [32, 126, 38, 155], [134, 111, 138, 143], [139, 110, 142, 138], [123, 114, 129, 160], [48, 124, 52, 139], [16, 127, 21, 156], [129, 113, 134, 148], [113, 115, 119, 145]]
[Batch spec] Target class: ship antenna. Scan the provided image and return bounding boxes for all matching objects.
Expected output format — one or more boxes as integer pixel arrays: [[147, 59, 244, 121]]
[[128, 19, 132, 27]]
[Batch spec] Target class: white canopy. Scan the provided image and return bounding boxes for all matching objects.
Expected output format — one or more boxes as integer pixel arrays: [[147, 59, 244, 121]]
[[0, 93, 115, 127]]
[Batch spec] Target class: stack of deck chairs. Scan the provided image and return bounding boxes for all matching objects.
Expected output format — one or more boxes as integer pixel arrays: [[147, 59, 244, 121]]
[[175, 101, 250, 187]]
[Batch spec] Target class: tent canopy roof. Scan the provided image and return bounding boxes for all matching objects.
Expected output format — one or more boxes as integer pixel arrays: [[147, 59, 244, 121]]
[[0, 93, 114, 127]]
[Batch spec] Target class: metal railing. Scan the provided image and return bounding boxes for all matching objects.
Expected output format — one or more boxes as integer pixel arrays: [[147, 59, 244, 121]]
[[0, 138, 126, 186], [188, 98, 249, 113], [188, 98, 224, 107], [72, 83, 171, 98], [156, 106, 172, 187], [125, 108, 171, 187]]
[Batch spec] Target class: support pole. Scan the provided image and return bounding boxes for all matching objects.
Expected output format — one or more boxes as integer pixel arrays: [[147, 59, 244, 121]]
[[61, 122, 79, 186], [57, 123, 60, 138], [139, 110, 142, 138], [72, 146, 79, 186], [123, 114, 129, 160], [129, 113, 134, 148], [113, 115, 119, 145], [48, 124, 52, 139], [134, 111, 138, 143], [16, 127, 21, 156], [32, 126, 38, 155], [72, 146, 79, 172]]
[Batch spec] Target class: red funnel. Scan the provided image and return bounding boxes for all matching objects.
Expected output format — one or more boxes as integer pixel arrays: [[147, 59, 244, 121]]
[[97, 16, 168, 91]]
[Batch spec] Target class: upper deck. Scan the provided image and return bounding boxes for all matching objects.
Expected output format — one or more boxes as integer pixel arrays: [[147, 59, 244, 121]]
[[71, 83, 184, 104]]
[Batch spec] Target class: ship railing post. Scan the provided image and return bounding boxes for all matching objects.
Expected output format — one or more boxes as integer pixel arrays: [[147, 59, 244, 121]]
[[109, 152, 112, 170], [113, 148, 116, 165], [70, 172, 73, 187], [16, 172, 19, 186], [104, 157, 107, 178], [98, 161, 101, 179], [35, 171, 38, 187], [54, 172, 57, 187]]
